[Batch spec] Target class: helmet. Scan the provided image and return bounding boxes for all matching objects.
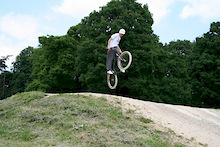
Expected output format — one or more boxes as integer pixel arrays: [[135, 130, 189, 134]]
[[119, 29, 126, 34]]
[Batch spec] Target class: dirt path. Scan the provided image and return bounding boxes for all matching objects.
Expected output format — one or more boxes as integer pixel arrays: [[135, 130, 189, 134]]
[[74, 92, 220, 147]]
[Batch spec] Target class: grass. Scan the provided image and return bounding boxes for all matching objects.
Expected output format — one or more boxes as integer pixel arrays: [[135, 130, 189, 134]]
[[0, 91, 194, 146]]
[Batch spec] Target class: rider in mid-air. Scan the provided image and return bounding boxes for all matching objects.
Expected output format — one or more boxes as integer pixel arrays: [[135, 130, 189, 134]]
[[106, 28, 126, 74]]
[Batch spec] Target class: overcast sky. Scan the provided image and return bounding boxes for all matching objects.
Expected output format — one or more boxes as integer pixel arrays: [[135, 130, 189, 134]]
[[1, 0, 220, 68]]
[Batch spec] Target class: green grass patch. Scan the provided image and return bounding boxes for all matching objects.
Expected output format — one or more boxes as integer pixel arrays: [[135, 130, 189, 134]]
[[139, 117, 154, 124], [0, 91, 193, 146]]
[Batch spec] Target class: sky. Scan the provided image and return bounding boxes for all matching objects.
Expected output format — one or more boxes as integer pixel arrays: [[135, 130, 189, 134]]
[[1, 0, 220, 69]]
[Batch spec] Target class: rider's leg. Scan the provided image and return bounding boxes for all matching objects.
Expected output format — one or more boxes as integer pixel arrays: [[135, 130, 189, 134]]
[[106, 49, 115, 72]]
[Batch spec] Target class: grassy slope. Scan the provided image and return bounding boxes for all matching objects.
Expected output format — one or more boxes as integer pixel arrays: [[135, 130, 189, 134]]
[[0, 91, 190, 146]]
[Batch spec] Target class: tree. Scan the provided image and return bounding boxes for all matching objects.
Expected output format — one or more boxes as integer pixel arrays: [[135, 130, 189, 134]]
[[161, 40, 194, 105], [9, 47, 34, 94], [74, 38, 107, 91], [0, 55, 12, 99], [26, 35, 80, 92], [68, 0, 160, 97], [191, 22, 220, 108], [0, 55, 12, 72]]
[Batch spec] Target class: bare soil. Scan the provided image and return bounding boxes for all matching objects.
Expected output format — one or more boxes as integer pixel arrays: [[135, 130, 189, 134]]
[[75, 92, 220, 147]]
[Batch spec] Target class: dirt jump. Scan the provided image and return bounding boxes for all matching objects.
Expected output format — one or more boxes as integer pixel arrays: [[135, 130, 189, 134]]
[[75, 92, 220, 147]]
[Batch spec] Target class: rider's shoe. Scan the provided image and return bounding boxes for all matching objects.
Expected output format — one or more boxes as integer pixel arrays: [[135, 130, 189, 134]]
[[120, 69, 125, 73], [107, 70, 113, 74]]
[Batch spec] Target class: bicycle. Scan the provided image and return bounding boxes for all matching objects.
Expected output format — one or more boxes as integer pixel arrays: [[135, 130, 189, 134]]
[[107, 50, 132, 89]]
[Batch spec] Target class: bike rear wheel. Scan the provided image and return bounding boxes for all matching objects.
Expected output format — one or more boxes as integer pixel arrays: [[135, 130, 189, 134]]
[[107, 73, 118, 89], [117, 51, 132, 71]]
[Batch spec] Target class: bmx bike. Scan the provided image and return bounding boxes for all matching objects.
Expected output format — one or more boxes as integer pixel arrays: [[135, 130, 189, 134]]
[[107, 51, 132, 89]]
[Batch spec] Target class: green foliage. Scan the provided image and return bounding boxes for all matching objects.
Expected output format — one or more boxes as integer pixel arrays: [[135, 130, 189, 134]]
[[1, 48, 34, 99], [10, 47, 34, 93], [67, 0, 157, 93], [161, 40, 194, 105], [0, 71, 13, 99], [0, 55, 12, 72], [74, 38, 107, 91], [191, 22, 220, 108], [27, 35, 80, 92], [0, 55, 12, 99]]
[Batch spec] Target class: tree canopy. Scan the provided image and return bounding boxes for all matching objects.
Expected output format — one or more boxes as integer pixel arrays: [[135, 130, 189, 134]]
[[191, 22, 220, 107]]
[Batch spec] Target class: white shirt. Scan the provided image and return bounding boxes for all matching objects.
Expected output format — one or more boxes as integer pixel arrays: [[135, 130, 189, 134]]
[[109, 33, 121, 48]]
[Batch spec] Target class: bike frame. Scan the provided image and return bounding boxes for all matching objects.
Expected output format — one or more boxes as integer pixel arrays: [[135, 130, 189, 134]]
[[112, 53, 124, 74]]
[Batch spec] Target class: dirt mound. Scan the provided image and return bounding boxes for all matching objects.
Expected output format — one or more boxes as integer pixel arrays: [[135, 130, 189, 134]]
[[76, 92, 220, 147]]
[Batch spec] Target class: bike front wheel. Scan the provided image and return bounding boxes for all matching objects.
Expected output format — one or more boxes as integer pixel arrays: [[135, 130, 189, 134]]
[[117, 51, 132, 71], [107, 73, 118, 89]]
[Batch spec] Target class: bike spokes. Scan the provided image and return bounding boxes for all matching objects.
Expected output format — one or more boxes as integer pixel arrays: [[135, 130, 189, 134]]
[[107, 74, 118, 89], [118, 51, 132, 71]]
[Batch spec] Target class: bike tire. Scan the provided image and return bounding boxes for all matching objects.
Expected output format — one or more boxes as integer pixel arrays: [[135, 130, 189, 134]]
[[117, 51, 132, 71], [107, 73, 118, 89]]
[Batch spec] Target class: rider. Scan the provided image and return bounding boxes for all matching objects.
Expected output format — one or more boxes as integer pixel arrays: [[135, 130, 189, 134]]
[[106, 28, 126, 74]]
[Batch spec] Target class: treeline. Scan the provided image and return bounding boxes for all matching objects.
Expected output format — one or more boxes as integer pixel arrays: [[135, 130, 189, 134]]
[[0, 0, 219, 108]]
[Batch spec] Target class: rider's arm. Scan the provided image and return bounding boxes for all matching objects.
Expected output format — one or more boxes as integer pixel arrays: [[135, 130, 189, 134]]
[[118, 45, 122, 54], [107, 38, 112, 49]]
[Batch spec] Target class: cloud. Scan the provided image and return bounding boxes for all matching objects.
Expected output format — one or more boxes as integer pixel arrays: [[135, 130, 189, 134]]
[[0, 34, 40, 69], [0, 13, 40, 42], [179, 0, 220, 20], [0, 13, 42, 68], [138, 0, 176, 25], [53, 0, 111, 19], [53, 0, 177, 25], [0, 45, 19, 69], [0, 35, 23, 69]]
